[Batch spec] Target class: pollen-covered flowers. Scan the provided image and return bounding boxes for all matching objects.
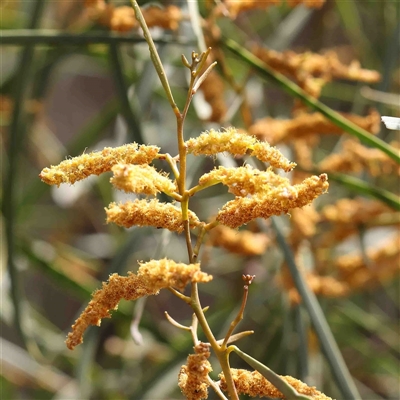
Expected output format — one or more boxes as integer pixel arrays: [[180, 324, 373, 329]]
[[219, 369, 333, 399], [39, 143, 159, 186], [111, 163, 177, 196], [66, 259, 212, 350], [216, 173, 328, 229], [179, 342, 213, 400], [106, 199, 200, 232], [185, 127, 296, 172]]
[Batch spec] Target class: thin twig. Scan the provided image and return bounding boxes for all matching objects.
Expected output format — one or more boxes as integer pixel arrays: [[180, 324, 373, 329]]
[[165, 312, 191, 331], [221, 275, 255, 348]]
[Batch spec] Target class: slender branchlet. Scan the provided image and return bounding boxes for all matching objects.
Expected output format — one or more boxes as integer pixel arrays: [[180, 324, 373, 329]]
[[221, 275, 255, 348]]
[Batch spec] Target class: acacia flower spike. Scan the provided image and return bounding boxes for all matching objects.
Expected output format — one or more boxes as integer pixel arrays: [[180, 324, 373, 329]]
[[110, 163, 178, 197], [219, 369, 332, 399], [217, 174, 329, 229], [185, 128, 296, 172], [198, 165, 290, 197], [106, 199, 200, 232], [66, 259, 212, 350], [39, 143, 159, 186]]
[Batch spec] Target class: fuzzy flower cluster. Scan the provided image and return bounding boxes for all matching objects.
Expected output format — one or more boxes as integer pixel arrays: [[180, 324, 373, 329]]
[[208, 225, 270, 256], [39, 143, 159, 186], [216, 0, 325, 19], [252, 45, 380, 98], [219, 369, 333, 399], [185, 128, 296, 172], [178, 342, 213, 400], [319, 139, 400, 176], [249, 109, 381, 145], [216, 173, 328, 229], [110, 164, 177, 196], [66, 259, 212, 350], [106, 199, 200, 232], [85, 0, 182, 32], [199, 165, 290, 197]]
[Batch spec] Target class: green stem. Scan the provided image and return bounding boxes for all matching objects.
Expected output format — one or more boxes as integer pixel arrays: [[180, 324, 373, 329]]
[[223, 38, 400, 164], [231, 346, 312, 400], [190, 283, 239, 400], [271, 217, 361, 400]]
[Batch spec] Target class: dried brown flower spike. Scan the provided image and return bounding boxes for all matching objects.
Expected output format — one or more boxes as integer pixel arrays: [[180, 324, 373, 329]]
[[178, 342, 213, 400]]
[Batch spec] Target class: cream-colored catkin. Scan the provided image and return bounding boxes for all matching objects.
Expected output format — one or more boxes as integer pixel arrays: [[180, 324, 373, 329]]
[[66, 259, 212, 350], [105, 199, 200, 232], [252, 45, 381, 85], [199, 165, 290, 197], [334, 234, 400, 290], [208, 225, 270, 256], [219, 369, 333, 399], [217, 174, 328, 229], [39, 143, 159, 186], [178, 342, 213, 400], [66, 272, 156, 350], [137, 259, 212, 292], [219, 0, 325, 19], [110, 164, 177, 196], [288, 204, 320, 247], [280, 266, 350, 305], [317, 198, 394, 247], [248, 110, 381, 145], [87, 2, 182, 32], [185, 128, 296, 172], [321, 197, 391, 225], [318, 139, 400, 176]]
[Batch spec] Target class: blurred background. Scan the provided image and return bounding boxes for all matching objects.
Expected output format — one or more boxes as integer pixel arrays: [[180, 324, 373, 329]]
[[1, 0, 399, 399]]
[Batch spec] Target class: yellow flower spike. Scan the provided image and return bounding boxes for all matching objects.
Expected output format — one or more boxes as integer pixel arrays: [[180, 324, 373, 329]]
[[251, 142, 296, 172], [185, 127, 296, 172], [199, 165, 290, 197], [219, 369, 333, 399], [111, 163, 177, 196], [105, 199, 200, 232], [138, 259, 212, 292], [217, 174, 329, 229], [39, 143, 160, 186], [66, 259, 212, 350]]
